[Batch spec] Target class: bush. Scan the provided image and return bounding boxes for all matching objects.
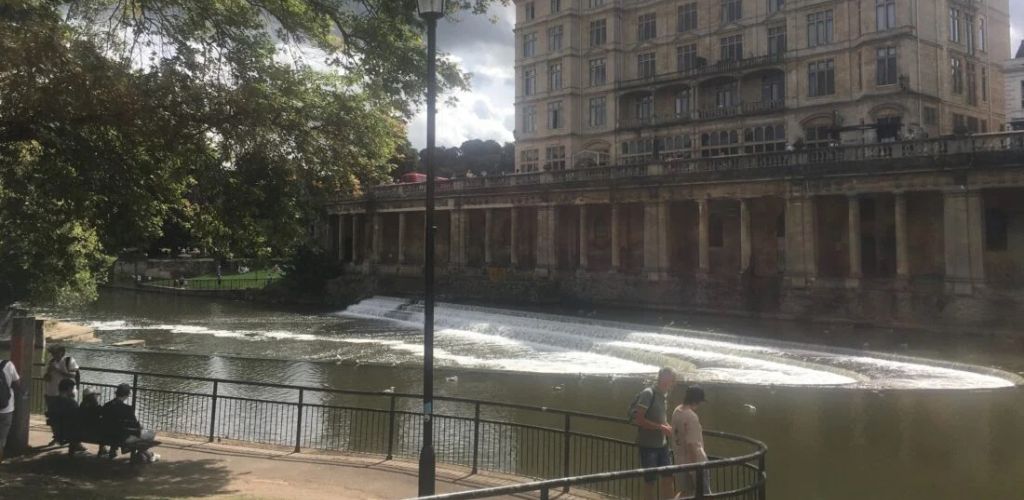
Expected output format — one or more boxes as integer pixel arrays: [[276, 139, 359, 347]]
[[277, 246, 344, 297]]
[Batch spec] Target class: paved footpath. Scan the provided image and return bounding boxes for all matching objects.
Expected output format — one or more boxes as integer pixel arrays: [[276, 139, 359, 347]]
[[0, 419, 525, 499]]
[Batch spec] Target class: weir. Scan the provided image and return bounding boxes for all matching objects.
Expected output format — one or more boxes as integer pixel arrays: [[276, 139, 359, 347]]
[[340, 296, 1021, 390]]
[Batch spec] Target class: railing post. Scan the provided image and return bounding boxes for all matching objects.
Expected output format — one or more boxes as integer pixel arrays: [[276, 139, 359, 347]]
[[540, 487, 550, 500], [471, 402, 481, 474], [208, 381, 218, 442], [562, 414, 571, 493], [386, 394, 397, 460], [131, 373, 139, 409], [757, 453, 767, 500], [695, 463, 706, 499], [294, 388, 303, 453]]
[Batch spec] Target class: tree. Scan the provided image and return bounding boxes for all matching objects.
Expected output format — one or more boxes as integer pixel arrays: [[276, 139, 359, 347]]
[[0, 0, 506, 307]]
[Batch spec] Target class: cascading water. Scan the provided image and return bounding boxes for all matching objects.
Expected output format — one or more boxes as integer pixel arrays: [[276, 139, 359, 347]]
[[339, 296, 1020, 390]]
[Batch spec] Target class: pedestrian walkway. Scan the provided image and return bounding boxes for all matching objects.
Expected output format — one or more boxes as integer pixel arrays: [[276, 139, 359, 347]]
[[0, 419, 523, 499]]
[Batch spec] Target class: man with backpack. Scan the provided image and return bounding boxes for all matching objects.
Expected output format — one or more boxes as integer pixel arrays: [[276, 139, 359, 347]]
[[630, 367, 677, 500], [0, 357, 22, 464]]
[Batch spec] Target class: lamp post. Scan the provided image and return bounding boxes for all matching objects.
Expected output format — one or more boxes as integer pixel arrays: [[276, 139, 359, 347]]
[[416, 0, 445, 496]]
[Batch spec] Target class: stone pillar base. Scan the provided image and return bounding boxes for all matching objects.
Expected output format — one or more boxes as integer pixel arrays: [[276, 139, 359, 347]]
[[844, 277, 861, 289]]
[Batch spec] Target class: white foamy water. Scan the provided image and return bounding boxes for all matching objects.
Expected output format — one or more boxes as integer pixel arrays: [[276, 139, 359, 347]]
[[337, 297, 1020, 389]]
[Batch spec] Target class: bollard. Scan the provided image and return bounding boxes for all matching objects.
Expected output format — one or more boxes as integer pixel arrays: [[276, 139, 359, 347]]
[[5, 317, 37, 457]]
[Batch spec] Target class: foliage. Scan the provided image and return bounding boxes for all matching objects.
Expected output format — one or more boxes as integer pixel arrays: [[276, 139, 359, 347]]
[[276, 245, 343, 297], [401, 139, 515, 178], [0, 0, 506, 307]]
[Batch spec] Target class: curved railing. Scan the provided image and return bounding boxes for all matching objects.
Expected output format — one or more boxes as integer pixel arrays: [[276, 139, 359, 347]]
[[30, 365, 765, 499]]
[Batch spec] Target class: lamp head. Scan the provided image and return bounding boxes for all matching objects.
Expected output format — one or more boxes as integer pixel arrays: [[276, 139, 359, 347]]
[[417, 0, 446, 19]]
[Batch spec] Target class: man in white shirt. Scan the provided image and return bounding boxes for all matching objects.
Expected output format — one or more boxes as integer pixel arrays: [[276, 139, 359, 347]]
[[44, 346, 79, 446], [671, 385, 710, 497], [0, 358, 22, 463]]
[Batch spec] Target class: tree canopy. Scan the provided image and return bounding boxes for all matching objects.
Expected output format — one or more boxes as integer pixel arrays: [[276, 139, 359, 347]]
[[0, 0, 504, 307]]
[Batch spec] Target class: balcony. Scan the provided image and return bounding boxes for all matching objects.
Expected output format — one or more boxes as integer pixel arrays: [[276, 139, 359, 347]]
[[619, 100, 785, 129], [617, 54, 785, 91]]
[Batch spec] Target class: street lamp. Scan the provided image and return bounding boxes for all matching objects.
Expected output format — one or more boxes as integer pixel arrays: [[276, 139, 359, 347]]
[[416, 0, 445, 496]]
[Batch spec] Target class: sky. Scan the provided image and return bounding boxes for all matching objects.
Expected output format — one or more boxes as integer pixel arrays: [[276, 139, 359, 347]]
[[406, 3, 1024, 150]]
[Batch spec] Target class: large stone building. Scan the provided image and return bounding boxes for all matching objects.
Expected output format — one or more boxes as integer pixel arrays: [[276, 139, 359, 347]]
[[1006, 41, 1024, 130], [512, 0, 1009, 172]]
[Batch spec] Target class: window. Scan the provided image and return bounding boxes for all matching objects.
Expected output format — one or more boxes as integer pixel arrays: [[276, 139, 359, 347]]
[[638, 52, 656, 79], [550, 0, 560, 14], [720, 35, 743, 62], [744, 124, 787, 154], [876, 116, 901, 142], [715, 82, 738, 108], [547, 101, 562, 129], [523, 67, 536, 95], [986, 209, 1008, 251], [949, 8, 960, 43], [700, 130, 740, 157], [966, 61, 976, 105], [964, 13, 975, 53], [590, 19, 607, 46], [523, 105, 537, 133], [761, 74, 784, 102], [808, 59, 835, 96], [981, 67, 987, 101], [548, 62, 562, 91], [677, 44, 697, 71], [638, 13, 657, 41], [548, 25, 563, 52], [768, 0, 784, 14], [950, 57, 963, 94], [525, 2, 534, 21], [520, 149, 539, 172], [544, 145, 566, 171], [804, 125, 836, 148], [674, 89, 691, 117], [807, 11, 833, 48], [588, 97, 606, 128], [662, 135, 692, 158], [768, 26, 786, 56], [589, 58, 606, 86], [523, 33, 537, 57], [636, 94, 653, 121], [621, 139, 654, 164], [722, 0, 742, 24], [588, 0, 605, 8], [923, 106, 937, 125], [677, 3, 697, 32], [979, 18, 986, 51], [876, 47, 897, 86], [876, 0, 895, 31]]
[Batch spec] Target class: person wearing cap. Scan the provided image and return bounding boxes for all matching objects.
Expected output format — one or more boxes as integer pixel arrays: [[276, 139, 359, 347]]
[[102, 383, 158, 463], [43, 346, 79, 445], [672, 385, 710, 497], [631, 367, 677, 500], [48, 378, 87, 455]]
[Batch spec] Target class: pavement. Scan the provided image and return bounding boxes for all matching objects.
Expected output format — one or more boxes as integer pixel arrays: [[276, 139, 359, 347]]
[[0, 419, 530, 499]]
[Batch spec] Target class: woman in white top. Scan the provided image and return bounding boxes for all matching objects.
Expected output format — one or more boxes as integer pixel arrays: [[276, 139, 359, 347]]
[[671, 386, 710, 497]]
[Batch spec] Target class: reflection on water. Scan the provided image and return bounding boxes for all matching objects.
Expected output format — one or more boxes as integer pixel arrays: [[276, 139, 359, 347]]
[[35, 290, 1024, 499]]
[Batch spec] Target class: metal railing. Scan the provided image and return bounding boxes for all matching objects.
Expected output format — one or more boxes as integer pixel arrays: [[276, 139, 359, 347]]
[[143, 277, 279, 291], [29, 366, 766, 499], [349, 131, 1024, 202]]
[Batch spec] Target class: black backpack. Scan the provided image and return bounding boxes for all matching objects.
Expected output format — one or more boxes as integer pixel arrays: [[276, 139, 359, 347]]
[[627, 386, 654, 423], [0, 360, 11, 409]]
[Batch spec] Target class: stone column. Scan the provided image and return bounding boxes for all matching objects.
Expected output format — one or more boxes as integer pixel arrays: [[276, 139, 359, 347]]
[[847, 195, 862, 285], [657, 202, 670, 275], [894, 192, 910, 282], [371, 212, 383, 264], [351, 214, 360, 264], [610, 204, 621, 271], [397, 212, 407, 265], [578, 205, 589, 272], [698, 199, 710, 274], [449, 209, 464, 269], [336, 215, 346, 261], [536, 206, 555, 277], [643, 201, 667, 280], [484, 208, 494, 266], [739, 199, 752, 274], [784, 194, 818, 287], [509, 208, 519, 268], [943, 190, 985, 294]]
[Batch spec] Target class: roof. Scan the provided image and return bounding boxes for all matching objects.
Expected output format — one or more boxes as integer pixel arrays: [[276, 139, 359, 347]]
[[1017, 40, 1024, 59]]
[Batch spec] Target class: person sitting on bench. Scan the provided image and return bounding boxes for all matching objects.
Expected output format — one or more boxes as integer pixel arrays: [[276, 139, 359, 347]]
[[78, 388, 108, 456], [102, 383, 159, 463], [48, 379, 87, 456]]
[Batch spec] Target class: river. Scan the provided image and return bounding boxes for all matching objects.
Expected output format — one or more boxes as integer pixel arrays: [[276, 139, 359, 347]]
[[31, 290, 1024, 499]]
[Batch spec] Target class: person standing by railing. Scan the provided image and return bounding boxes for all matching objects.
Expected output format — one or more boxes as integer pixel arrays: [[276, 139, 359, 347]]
[[43, 345, 79, 446], [0, 357, 21, 464], [630, 367, 677, 500], [672, 386, 710, 497]]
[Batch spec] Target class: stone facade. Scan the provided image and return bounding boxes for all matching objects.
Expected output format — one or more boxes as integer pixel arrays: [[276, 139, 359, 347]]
[[323, 133, 1024, 334], [512, 0, 1010, 172], [1005, 41, 1024, 129]]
